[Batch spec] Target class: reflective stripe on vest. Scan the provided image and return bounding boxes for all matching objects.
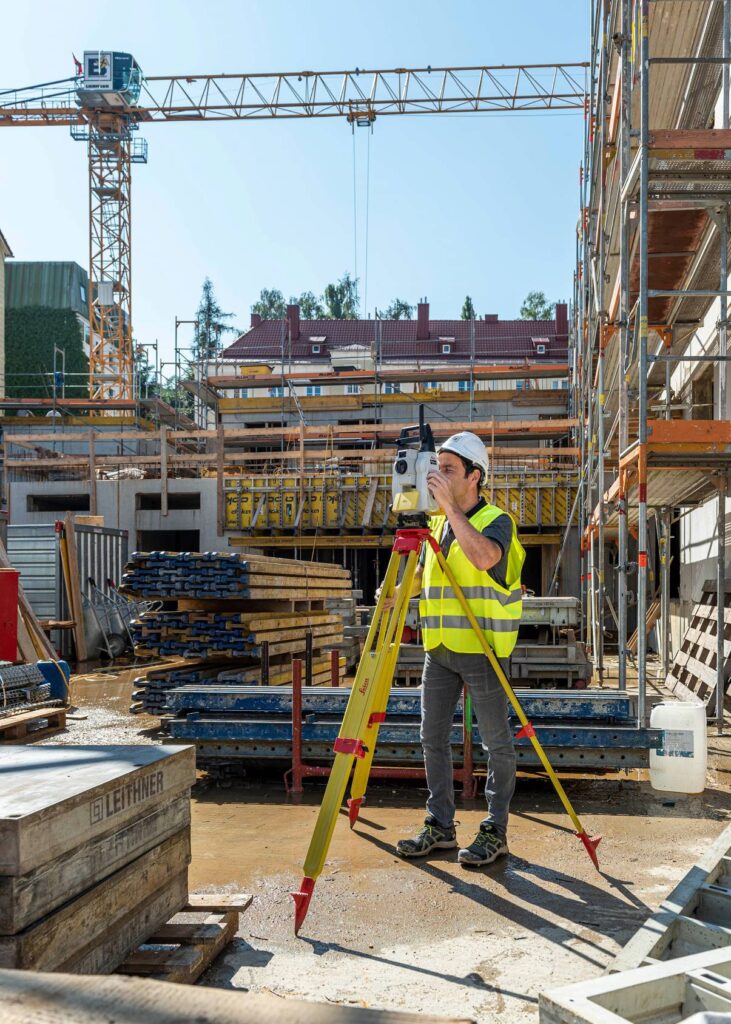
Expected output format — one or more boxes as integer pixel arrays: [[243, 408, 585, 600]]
[[419, 504, 525, 658]]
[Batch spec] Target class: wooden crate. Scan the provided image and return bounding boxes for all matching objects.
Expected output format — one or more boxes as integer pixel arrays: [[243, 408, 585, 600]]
[[0, 707, 67, 743], [0, 830, 190, 972], [0, 794, 191, 935], [0, 745, 196, 876]]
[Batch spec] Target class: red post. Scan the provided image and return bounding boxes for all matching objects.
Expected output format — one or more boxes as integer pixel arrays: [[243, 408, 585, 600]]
[[289, 658, 304, 795], [330, 648, 339, 687], [0, 569, 20, 662]]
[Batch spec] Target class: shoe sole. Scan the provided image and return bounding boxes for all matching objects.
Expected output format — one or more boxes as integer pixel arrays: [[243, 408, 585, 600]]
[[396, 839, 458, 858], [457, 846, 508, 867]]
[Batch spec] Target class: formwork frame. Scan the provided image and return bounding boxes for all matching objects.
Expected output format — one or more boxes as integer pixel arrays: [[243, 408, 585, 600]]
[[576, 0, 731, 732]]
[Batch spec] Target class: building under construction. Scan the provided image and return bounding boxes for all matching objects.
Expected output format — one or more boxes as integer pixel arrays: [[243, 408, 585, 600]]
[[1, 5, 731, 1021]]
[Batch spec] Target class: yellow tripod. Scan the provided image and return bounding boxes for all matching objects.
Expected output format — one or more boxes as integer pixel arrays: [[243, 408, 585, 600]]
[[292, 526, 601, 935]]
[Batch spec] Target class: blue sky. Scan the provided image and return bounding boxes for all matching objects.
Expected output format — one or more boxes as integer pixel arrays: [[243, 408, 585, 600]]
[[2, 1, 588, 367]]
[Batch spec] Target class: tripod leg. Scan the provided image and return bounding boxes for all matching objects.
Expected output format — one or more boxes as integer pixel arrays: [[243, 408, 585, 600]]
[[347, 551, 420, 826], [293, 546, 416, 933], [432, 547, 601, 870]]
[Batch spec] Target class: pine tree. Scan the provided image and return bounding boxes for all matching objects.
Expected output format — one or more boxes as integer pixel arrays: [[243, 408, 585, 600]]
[[192, 278, 236, 360], [461, 295, 476, 320]]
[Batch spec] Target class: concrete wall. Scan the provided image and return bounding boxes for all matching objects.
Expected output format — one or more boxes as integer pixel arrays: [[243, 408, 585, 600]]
[[9, 478, 229, 552]]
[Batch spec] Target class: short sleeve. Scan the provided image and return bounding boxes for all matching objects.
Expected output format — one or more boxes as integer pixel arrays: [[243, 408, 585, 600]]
[[481, 513, 513, 556]]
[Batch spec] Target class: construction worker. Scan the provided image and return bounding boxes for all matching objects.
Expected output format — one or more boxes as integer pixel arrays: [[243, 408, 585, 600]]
[[389, 431, 525, 866]]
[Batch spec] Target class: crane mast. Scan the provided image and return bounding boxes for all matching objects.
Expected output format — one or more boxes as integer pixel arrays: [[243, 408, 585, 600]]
[[0, 56, 587, 403]]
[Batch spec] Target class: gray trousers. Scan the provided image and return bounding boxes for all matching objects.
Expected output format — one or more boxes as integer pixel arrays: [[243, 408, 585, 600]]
[[420, 644, 516, 833]]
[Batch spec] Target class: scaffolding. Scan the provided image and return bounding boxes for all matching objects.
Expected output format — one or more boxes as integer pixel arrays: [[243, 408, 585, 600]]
[[576, 0, 731, 732]]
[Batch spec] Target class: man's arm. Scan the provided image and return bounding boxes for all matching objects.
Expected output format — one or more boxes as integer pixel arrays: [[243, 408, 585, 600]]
[[442, 507, 503, 572], [426, 471, 502, 573], [377, 564, 423, 610]]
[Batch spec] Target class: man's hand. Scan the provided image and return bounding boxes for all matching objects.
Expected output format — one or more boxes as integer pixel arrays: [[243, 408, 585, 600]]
[[426, 470, 457, 514], [374, 583, 396, 610]]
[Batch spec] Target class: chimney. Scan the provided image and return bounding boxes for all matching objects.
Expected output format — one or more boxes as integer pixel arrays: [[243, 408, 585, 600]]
[[555, 301, 568, 337], [416, 300, 429, 341], [484, 314, 498, 322], [287, 303, 300, 341], [250, 312, 262, 328]]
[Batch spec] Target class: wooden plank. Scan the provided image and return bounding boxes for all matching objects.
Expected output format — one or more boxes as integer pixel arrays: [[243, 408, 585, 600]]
[[0, 708, 66, 743], [0, 831, 190, 971], [0, 968, 474, 1022], [88, 430, 97, 516], [62, 514, 88, 663], [628, 599, 661, 654], [120, 909, 237, 984], [15, 608, 37, 663], [183, 893, 253, 913], [0, 745, 195, 875], [160, 426, 168, 517], [0, 794, 191, 935], [145, 922, 226, 945]]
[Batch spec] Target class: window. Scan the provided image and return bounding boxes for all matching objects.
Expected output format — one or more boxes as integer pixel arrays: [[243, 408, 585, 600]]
[[535, 343, 547, 355], [385, 382, 401, 394], [312, 344, 321, 354], [79, 283, 86, 303], [441, 343, 452, 354], [27, 493, 90, 512], [137, 492, 201, 511], [306, 385, 322, 397], [346, 384, 361, 394], [269, 386, 285, 398]]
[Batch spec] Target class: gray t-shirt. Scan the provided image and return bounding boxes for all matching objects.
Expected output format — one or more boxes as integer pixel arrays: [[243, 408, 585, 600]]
[[421, 499, 513, 589]]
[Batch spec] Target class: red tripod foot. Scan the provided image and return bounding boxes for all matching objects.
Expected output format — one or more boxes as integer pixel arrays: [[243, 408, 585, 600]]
[[575, 831, 602, 871], [291, 876, 316, 935], [347, 797, 363, 828]]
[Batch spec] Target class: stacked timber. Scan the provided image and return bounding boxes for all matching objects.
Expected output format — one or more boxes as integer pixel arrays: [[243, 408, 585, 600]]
[[120, 550, 352, 602], [0, 745, 195, 973], [131, 611, 343, 660], [122, 551, 351, 718]]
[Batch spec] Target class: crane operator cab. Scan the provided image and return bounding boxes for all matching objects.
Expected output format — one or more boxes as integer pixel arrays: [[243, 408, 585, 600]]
[[75, 52, 143, 109]]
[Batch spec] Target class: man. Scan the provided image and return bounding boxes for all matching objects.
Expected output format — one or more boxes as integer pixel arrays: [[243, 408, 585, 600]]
[[392, 431, 525, 866]]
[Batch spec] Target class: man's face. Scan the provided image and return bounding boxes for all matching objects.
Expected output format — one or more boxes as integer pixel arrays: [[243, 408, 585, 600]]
[[437, 450, 479, 506]]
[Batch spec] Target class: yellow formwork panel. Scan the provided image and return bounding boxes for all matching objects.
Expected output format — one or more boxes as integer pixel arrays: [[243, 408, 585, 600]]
[[224, 473, 577, 531]]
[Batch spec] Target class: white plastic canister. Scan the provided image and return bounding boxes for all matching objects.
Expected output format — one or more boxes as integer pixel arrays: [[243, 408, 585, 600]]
[[649, 701, 707, 794]]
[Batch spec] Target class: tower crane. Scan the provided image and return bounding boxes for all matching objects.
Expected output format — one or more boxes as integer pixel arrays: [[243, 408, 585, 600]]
[[0, 54, 587, 402]]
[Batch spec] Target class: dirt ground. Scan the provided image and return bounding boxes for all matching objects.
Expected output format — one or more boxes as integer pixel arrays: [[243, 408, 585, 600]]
[[44, 663, 731, 1022]]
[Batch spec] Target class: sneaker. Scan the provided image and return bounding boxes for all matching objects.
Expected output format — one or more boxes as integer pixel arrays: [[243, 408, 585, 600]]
[[396, 819, 457, 858], [458, 824, 508, 867]]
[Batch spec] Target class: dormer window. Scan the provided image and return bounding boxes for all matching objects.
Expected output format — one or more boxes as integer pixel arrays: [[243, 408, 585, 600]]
[[531, 336, 550, 356], [439, 336, 455, 355], [309, 335, 326, 355]]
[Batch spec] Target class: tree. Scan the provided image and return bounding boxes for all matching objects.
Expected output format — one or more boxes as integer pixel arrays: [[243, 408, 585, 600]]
[[252, 287, 287, 321], [383, 298, 414, 320], [192, 278, 236, 360], [461, 295, 477, 320], [323, 272, 360, 320], [292, 290, 325, 319], [133, 343, 158, 399], [520, 290, 556, 320]]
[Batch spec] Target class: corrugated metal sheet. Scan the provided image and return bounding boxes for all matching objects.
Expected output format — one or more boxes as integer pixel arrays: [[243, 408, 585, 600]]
[[6, 524, 61, 620], [74, 524, 128, 595], [5, 262, 88, 317]]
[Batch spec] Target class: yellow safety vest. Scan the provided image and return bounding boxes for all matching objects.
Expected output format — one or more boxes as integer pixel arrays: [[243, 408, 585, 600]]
[[419, 504, 525, 658]]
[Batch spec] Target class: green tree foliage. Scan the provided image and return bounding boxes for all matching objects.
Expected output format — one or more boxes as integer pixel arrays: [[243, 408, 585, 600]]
[[192, 278, 236, 360], [519, 290, 556, 320], [323, 272, 360, 320], [292, 290, 325, 319], [5, 307, 88, 399], [252, 288, 287, 320], [461, 295, 476, 320], [383, 298, 414, 320], [133, 343, 158, 399]]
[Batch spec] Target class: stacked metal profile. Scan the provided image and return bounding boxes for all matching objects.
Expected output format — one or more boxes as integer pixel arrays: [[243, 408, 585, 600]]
[[0, 664, 52, 714], [122, 551, 350, 722]]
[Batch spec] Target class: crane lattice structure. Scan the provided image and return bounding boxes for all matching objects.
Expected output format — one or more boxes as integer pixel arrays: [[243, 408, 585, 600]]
[[0, 58, 587, 402]]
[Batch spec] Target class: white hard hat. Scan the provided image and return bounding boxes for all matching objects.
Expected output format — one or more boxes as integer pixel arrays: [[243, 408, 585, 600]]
[[439, 431, 489, 481]]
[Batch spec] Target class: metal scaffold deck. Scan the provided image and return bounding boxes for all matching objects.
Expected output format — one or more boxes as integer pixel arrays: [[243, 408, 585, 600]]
[[576, 0, 731, 734]]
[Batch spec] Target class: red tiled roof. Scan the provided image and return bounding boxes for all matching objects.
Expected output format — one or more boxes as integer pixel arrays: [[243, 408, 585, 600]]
[[223, 314, 568, 362]]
